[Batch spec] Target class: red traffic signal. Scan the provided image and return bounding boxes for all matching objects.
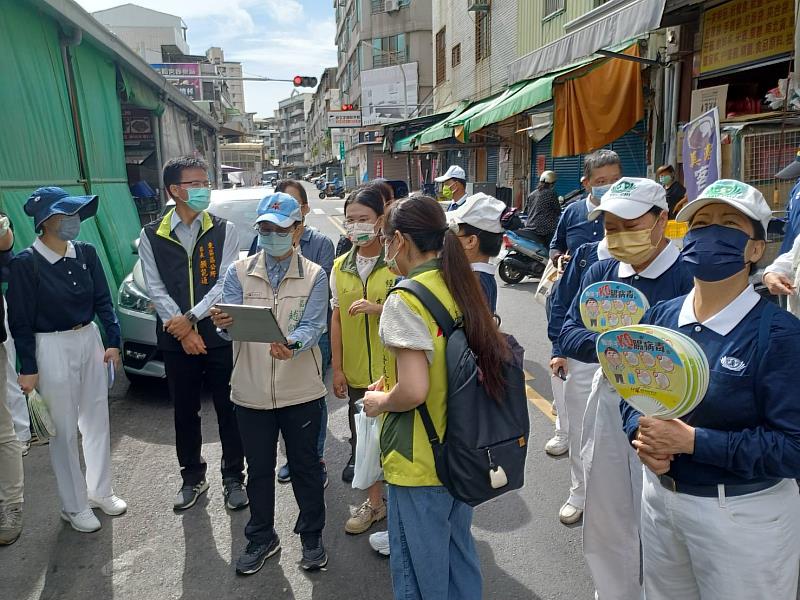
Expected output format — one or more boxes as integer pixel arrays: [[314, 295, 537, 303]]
[[293, 75, 318, 87], [341, 103, 356, 111]]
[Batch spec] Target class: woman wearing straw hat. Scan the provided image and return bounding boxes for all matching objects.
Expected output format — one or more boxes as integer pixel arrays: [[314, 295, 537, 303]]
[[7, 187, 126, 534], [622, 180, 800, 599]]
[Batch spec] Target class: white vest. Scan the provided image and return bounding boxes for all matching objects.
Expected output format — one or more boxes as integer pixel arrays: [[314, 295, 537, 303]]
[[230, 248, 327, 410]]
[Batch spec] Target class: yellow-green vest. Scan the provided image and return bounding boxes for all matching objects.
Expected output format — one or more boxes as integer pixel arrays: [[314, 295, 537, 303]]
[[380, 264, 460, 487], [334, 247, 397, 389]]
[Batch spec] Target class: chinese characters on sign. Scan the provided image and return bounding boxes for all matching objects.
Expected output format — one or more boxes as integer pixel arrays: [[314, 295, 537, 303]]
[[700, 0, 794, 74], [150, 63, 202, 100], [682, 109, 721, 201], [327, 111, 363, 128]]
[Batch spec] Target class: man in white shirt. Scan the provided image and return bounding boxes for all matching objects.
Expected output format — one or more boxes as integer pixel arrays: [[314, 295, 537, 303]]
[[435, 165, 468, 211]]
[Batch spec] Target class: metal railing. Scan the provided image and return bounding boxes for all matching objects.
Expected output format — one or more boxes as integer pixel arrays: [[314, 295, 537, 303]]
[[373, 49, 407, 68]]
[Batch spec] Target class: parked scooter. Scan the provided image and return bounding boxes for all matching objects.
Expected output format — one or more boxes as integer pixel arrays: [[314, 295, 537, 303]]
[[319, 180, 345, 199], [499, 229, 550, 283]]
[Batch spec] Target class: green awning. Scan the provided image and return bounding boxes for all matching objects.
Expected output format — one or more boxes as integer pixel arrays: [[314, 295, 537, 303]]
[[461, 75, 559, 142], [392, 133, 417, 153], [415, 101, 471, 145], [117, 68, 165, 116]]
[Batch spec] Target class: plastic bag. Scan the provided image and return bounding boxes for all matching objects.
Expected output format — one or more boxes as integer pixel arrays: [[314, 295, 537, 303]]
[[352, 409, 383, 490], [534, 261, 560, 306], [27, 389, 56, 440]]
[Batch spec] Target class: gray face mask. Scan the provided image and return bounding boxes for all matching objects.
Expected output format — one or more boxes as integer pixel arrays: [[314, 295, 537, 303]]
[[56, 214, 81, 241]]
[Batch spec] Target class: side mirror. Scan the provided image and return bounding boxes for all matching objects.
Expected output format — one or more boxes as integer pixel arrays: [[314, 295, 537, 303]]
[[131, 238, 140, 254]]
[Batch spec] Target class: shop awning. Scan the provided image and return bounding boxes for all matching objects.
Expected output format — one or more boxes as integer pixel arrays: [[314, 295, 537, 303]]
[[508, 0, 666, 84], [124, 149, 154, 165], [415, 101, 472, 145], [392, 133, 417, 153]]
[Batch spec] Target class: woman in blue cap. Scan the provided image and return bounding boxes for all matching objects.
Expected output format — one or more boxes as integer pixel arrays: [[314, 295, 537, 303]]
[[6, 187, 125, 534], [623, 180, 800, 599]]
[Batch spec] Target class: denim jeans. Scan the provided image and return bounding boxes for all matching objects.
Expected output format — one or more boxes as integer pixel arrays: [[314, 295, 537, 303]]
[[387, 484, 482, 600]]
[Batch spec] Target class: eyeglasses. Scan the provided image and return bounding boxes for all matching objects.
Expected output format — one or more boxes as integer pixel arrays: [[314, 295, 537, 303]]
[[179, 180, 212, 188], [254, 224, 293, 236]]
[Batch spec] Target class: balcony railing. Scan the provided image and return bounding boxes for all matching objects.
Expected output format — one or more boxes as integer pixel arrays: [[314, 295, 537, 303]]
[[373, 49, 407, 68]]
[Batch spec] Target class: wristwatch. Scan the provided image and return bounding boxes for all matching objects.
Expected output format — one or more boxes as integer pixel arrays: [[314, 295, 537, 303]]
[[184, 311, 199, 326]]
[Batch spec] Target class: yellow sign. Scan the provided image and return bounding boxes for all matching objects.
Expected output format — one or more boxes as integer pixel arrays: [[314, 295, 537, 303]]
[[700, 0, 794, 74]]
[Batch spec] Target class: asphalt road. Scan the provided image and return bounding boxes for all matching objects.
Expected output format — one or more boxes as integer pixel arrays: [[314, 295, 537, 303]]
[[1, 182, 595, 600]]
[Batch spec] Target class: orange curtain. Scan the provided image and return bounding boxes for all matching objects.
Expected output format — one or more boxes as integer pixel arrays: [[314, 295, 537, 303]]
[[552, 44, 644, 157]]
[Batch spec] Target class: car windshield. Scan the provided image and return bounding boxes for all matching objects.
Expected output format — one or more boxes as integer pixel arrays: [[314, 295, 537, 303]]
[[208, 196, 261, 252]]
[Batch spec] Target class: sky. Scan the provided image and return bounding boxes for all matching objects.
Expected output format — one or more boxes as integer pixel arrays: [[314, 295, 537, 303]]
[[75, 0, 338, 118]]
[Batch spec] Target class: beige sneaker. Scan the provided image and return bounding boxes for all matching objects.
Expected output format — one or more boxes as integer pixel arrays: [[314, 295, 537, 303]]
[[345, 499, 386, 535], [0, 503, 22, 545]]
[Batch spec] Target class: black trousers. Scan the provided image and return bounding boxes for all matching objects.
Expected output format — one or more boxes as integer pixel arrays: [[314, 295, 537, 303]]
[[347, 386, 367, 458], [163, 346, 245, 486], [236, 400, 326, 544]]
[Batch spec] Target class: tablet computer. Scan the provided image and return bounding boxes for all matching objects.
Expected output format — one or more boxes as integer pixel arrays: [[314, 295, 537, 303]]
[[215, 304, 288, 344]]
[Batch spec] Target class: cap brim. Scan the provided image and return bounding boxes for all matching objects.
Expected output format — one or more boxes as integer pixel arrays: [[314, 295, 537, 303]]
[[587, 198, 652, 221], [776, 160, 800, 180], [675, 197, 771, 232], [36, 195, 98, 229], [255, 213, 295, 228], [434, 175, 451, 183]]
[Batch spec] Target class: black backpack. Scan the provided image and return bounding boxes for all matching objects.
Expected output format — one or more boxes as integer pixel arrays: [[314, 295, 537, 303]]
[[390, 279, 530, 506]]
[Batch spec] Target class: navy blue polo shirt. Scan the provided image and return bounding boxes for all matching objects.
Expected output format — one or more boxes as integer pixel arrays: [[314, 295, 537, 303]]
[[548, 239, 610, 358], [621, 287, 800, 485], [559, 243, 694, 364], [472, 264, 497, 313], [549, 196, 605, 260], [7, 240, 121, 374]]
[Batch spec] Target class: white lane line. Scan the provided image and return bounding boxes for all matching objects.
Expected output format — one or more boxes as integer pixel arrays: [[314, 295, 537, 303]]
[[312, 208, 325, 215], [334, 207, 344, 214]]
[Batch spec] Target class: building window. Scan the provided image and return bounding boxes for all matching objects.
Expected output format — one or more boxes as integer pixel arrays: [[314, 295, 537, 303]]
[[475, 6, 491, 61], [436, 27, 446, 85], [451, 43, 461, 68], [544, 0, 565, 19], [373, 33, 408, 68]]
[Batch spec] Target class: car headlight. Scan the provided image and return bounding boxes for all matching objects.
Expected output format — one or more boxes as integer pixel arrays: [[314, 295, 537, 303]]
[[118, 278, 155, 315]]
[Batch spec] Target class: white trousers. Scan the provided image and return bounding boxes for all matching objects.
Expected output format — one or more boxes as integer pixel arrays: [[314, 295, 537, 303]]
[[582, 369, 644, 600], [642, 471, 800, 600], [37, 324, 113, 513], [562, 358, 596, 508], [551, 374, 567, 437], [3, 299, 29, 442]]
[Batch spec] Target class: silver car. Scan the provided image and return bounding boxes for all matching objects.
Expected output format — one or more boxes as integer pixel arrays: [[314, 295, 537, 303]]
[[118, 187, 270, 383]]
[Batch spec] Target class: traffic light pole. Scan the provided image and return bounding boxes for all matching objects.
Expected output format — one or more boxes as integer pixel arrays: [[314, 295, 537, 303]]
[[161, 76, 304, 83]]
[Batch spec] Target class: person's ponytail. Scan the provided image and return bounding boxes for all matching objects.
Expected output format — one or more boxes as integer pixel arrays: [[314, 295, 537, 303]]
[[441, 230, 509, 401]]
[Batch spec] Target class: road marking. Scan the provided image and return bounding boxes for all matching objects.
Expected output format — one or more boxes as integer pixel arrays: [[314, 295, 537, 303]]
[[328, 216, 346, 235], [334, 207, 344, 214], [312, 208, 325, 215], [523, 370, 555, 422]]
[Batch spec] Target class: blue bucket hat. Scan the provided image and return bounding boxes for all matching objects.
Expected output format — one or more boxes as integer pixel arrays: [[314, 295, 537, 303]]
[[24, 187, 98, 232], [255, 192, 302, 228]]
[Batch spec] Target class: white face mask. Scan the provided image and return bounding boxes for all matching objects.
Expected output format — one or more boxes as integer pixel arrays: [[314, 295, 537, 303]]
[[345, 221, 378, 246]]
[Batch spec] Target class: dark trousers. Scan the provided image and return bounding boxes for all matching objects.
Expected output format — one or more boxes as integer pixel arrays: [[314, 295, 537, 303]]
[[236, 400, 326, 544], [163, 346, 245, 486], [347, 386, 367, 458]]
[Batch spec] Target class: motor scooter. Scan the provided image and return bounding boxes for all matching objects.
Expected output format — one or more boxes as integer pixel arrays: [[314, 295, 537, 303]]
[[498, 229, 550, 284], [319, 180, 345, 199]]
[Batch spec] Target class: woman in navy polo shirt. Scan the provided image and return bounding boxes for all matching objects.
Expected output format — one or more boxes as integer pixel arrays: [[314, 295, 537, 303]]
[[623, 180, 800, 600], [6, 188, 125, 534]]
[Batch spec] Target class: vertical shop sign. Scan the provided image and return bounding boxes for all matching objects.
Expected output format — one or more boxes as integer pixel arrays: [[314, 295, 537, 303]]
[[682, 108, 721, 201]]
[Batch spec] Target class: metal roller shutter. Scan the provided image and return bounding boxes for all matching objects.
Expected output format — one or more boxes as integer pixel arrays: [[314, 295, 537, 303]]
[[487, 146, 499, 183]]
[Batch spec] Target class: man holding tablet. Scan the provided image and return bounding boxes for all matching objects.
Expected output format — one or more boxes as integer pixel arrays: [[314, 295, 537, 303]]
[[211, 192, 328, 576]]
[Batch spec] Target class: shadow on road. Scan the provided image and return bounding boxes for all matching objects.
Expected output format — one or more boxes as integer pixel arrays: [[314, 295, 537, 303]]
[[478, 539, 542, 600]]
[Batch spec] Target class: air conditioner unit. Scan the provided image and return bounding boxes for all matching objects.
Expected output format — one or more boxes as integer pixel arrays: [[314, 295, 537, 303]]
[[385, 0, 400, 12]]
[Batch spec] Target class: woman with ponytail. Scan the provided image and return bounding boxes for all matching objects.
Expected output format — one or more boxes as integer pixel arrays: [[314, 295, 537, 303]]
[[363, 194, 508, 600]]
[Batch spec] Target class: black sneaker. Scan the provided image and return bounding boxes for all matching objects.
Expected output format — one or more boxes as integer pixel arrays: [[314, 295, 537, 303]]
[[341, 458, 355, 484], [223, 479, 249, 510], [235, 535, 281, 576], [300, 534, 328, 571], [321, 461, 329, 489], [173, 479, 209, 511]]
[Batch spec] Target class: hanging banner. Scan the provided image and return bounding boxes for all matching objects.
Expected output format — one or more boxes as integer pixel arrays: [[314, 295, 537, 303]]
[[700, 0, 794, 74], [682, 108, 721, 201], [375, 159, 384, 178], [150, 63, 201, 100]]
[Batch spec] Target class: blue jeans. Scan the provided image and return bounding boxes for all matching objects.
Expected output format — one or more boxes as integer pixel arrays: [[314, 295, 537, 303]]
[[387, 484, 482, 600]]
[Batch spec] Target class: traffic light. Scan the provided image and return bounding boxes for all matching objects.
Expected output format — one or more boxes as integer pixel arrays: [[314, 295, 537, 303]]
[[293, 75, 317, 87], [341, 103, 356, 111]]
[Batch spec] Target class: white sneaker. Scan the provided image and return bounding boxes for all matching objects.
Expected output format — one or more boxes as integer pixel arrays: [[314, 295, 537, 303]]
[[544, 434, 569, 456], [60, 509, 101, 533], [89, 495, 127, 516], [369, 530, 390, 556], [558, 502, 583, 525]]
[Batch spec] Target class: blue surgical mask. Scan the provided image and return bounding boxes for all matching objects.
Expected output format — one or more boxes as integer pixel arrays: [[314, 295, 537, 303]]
[[591, 184, 612, 200], [681, 224, 751, 282], [258, 232, 294, 257], [56, 214, 81, 241], [185, 187, 211, 212]]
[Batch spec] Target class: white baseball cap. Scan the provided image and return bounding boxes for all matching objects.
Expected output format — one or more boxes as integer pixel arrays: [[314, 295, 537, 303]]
[[676, 179, 772, 233], [435, 165, 467, 183], [446, 193, 505, 234], [587, 177, 668, 221]]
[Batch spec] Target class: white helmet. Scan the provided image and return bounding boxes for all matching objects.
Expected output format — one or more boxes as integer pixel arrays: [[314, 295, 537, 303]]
[[540, 170, 557, 184]]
